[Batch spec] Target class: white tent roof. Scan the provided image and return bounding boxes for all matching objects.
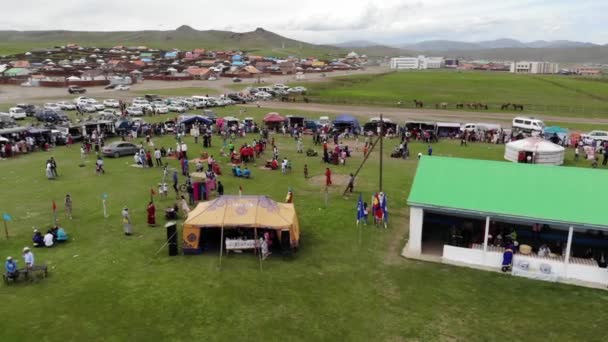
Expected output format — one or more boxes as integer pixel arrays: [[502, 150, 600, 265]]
[[506, 137, 564, 153]]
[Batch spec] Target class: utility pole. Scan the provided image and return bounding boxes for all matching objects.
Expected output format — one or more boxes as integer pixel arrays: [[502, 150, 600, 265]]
[[379, 114, 384, 192]]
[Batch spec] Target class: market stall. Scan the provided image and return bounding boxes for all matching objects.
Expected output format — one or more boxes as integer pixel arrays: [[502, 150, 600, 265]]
[[332, 114, 360, 134], [263, 112, 285, 131], [177, 115, 213, 131], [543, 126, 569, 145], [182, 196, 300, 260], [504, 137, 565, 165]]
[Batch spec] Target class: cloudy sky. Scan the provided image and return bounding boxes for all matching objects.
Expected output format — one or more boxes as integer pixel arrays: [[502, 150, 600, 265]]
[[3, 0, 607, 45]]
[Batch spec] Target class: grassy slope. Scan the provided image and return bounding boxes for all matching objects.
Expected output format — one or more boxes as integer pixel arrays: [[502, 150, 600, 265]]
[[0, 105, 607, 341], [301, 71, 608, 117]]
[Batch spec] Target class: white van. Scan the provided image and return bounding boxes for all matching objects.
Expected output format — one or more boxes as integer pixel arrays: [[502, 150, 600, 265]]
[[461, 123, 501, 132], [512, 117, 545, 132], [9, 107, 27, 120]]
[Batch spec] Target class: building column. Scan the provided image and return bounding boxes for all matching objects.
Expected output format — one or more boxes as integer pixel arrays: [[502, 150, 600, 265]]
[[406, 207, 424, 256], [564, 226, 574, 277], [483, 216, 490, 253]]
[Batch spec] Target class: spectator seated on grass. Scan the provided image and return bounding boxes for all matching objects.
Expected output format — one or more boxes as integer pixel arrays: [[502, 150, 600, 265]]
[[265, 158, 279, 170], [242, 167, 251, 179], [56, 227, 68, 242], [32, 229, 44, 248], [306, 148, 318, 157], [230, 152, 242, 164], [233, 165, 243, 177]]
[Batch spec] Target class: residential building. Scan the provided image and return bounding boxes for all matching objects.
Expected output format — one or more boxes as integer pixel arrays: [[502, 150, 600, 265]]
[[510, 61, 559, 74], [390, 56, 444, 70], [574, 66, 602, 77]]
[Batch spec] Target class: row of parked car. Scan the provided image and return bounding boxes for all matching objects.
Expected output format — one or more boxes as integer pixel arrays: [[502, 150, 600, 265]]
[[248, 84, 308, 100]]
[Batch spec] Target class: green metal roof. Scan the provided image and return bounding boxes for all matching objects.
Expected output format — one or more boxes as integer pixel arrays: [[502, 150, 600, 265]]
[[407, 156, 607, 229]]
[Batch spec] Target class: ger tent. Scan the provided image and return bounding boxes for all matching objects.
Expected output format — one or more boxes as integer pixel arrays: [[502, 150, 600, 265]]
[[263, 112, 285, 130], [177, 115, 212, 128], [183, 196, 300, 254], [504, 137, 565, 165]]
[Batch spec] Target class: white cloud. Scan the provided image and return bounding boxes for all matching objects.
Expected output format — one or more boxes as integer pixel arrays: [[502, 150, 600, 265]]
[[0, 0, 606, 44]]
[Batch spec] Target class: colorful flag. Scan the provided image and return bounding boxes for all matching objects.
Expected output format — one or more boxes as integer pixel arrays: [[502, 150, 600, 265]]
[[239, 185, 243, 196], [150, 188, 156, 196], [52, 200, 57, 212], [381, 193, 388, 226], [2, 213, 12, 222], [356, 193, 365, 225]]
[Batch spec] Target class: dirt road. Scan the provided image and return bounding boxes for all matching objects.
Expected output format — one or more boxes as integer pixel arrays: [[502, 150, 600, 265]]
[[246, 102, 608, 125]]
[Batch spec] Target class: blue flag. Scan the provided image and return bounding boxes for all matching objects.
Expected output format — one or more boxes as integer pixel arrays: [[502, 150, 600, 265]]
[[2, 213, 12, 222], [381, 194, 388, 224], [356, 193, 365, 224]]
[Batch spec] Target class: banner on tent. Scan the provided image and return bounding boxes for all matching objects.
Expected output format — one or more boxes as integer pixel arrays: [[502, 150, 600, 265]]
[[182, 226, 201, 253]]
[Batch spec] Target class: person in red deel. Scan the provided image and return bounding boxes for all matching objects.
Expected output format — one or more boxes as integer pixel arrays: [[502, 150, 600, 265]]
[[325, 168, 332, 186]]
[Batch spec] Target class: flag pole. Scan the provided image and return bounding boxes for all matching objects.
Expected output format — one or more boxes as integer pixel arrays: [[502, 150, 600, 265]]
[[3, 220, 9, 239]]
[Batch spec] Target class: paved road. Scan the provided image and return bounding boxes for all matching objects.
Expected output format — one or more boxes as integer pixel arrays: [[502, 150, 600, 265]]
[[244, 102, 608, 125]]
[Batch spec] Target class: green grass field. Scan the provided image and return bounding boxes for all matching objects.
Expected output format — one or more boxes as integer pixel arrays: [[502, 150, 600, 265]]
[[1, 106, 607, 341], [301, 71, 608, 118]]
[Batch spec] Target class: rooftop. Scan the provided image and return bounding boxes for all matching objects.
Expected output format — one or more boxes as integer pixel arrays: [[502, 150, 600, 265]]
[[407, 156, 607, 229]]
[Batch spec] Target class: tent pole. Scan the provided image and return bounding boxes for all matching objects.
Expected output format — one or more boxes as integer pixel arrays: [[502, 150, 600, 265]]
[[255, 228, 263, 271], [219, 225, 225, 270]]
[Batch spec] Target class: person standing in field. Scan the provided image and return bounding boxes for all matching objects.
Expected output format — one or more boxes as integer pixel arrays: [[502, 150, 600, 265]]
[[346, 173, 354, 193], [304, 164, 308, 179], [325, 168, 332, 186], [122, 207, 133, 236], [147, 201, 156, 227], [154, 148, 162, 167], [64, 194, 73, 220]]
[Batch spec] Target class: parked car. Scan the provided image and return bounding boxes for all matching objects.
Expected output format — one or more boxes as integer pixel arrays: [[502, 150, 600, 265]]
[[288, 86, 307, 94], [168, 104, 186, 113], [80, 104, 98, 113], [115, 85, 130, 91], [8, 107, 27, 120], [88, 100, 105, 111], [227, 93, 246, 104], [132, 99, 152, 110], [104, 84, 117, 90], [73, 96, 92, 103], [255, 91, 273, 100], [44, 103, 62, 111], [274, 83, 289, 90], [145, 94, 162, 102], [68, 85, 86, 94], [103, 99, 120, 108], [56, 101, 76, 110], [208, 76, 217, 81], [126, 106, 144, 116], [35, 109, 68, 123], [16, 104, 37, 116], [102, 141, 141, 158], [512, 116, 545, 132], [582, 130, 608, 143], [153, 104, 169, 114], [232, 77, 242, 83], [98, 109, 119, 116]]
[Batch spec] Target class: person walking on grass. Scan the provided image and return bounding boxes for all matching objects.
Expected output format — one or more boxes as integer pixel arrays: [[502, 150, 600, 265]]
[[154, 148, 162, 167], [574, 146, 579, 161], [147, 201, 156, 227], [325, 168, 332, 186], [346, 173, 354, 193], [304, 164, 308, 179], [122, 207, 132, 236]]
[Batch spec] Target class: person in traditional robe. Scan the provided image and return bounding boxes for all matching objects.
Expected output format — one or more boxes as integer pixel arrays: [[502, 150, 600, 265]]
[[122, 207, 132, 236], [147, 201, 156, 227]]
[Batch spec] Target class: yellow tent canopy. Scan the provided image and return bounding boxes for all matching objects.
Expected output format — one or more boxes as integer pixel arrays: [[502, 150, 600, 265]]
[[183, 196, 300, 252]]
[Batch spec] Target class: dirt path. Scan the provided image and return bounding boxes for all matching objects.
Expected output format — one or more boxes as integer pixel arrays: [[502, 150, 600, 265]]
[[244, 102, 608, 125]]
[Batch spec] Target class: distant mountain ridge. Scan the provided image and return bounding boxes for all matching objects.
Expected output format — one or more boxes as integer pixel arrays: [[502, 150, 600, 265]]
[[399, 38, 601, 51]]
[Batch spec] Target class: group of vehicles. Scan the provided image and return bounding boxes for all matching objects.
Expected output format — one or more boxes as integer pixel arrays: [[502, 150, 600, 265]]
[[248, 84, 308, 100]]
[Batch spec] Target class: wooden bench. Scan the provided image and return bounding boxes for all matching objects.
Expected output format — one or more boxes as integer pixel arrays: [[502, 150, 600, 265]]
[[3, 265, 48, 285]]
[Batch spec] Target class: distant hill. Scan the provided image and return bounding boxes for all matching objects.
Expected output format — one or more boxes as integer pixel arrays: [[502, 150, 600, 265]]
[[0, 26, 352, 58], [334, 40, 382, 48], [400, 38, 601, 51], [434, 46, 608, 64]]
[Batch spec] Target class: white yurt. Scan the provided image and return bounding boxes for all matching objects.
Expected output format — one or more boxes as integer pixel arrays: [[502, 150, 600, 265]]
[[504, 137, 565, 165]]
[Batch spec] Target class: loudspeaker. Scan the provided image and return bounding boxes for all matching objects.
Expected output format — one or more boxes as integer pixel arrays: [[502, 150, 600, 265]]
[[165, 222, 178, 256]]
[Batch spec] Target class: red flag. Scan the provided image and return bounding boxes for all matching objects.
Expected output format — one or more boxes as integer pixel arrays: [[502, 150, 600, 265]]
[[239, 185, 243, 196], [52, 200, 57, 212], [150, 188, 156, 196]]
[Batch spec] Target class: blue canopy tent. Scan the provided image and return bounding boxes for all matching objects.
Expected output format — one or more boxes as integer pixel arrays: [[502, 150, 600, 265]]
[[332, 114, 360, 133], [543, 126, 569, 145], [178, 115, 213, 128]]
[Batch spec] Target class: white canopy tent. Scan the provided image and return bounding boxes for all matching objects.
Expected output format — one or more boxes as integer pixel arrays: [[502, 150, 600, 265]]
[[504, 137, 565, 165]]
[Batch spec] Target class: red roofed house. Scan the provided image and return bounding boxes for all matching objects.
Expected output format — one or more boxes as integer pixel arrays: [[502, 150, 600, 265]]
[[185, 67, 212, 80]]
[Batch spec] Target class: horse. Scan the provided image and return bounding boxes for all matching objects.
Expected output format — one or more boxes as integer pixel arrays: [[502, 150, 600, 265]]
[[280, 96, 290, 102], [501, 103, 511, 110], [436, 102, 448, 109], [412, 100, 424, 108], [512, 104, 524, 111], [456, 103, 464, 109], [303, 97, 310, 104]]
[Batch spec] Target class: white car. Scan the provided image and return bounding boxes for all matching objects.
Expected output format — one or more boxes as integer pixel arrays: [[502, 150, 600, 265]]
[[208, 77, 217, 81], [132, 99, 152, 110], [168, 104, 186, 113], [73, 96, 92, 103], [103, 99, 120, 108], [8, 107, 27, 119], [288, 86, 307, 94], [80, 104, 97, 113], [255, 91, 273, 100], [126, 106, 144, 116], [152, 105, 169, 114], [56, 101, 76, 110], [88, 100, 105, 111], [274, 83, 289, 90], [582, 130, 608, 143], [115, 85, 130, 91], [98, 109, 119, 116], [44, 103, 62, 111]]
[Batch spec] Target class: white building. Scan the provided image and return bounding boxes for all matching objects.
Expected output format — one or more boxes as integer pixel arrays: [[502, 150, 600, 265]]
[[390, 55, 444, 70], [510, 61, 559, 74]]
